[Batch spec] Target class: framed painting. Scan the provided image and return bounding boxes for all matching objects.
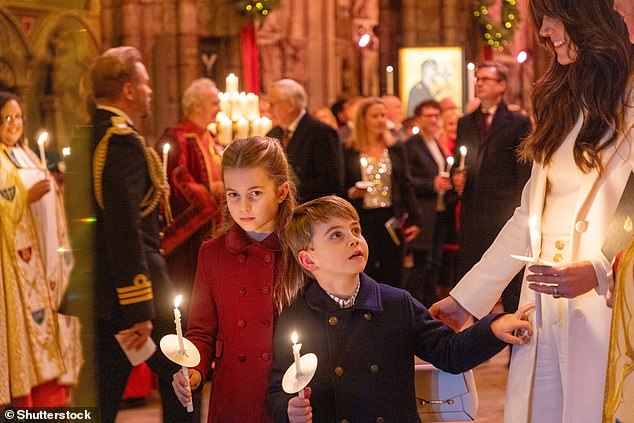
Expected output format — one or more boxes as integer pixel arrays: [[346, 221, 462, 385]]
[[399, 47, 464, 117]]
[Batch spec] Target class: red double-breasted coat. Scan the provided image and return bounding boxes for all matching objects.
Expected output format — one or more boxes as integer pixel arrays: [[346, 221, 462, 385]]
[[186, 225, 281, 422]]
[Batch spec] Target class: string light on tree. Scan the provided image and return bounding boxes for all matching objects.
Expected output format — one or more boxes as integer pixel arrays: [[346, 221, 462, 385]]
[[234, 0, 280, 18], [473, 0, 520, 51]]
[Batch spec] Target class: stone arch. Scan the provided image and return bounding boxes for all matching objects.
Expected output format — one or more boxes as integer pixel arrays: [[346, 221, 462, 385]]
[[0, 7, 32, 95], [28, 12, 100, 148]]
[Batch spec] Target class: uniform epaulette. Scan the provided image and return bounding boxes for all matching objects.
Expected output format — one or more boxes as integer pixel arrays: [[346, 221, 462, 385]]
[[116, 273, 154, 305], [93, 116, 167, 216]]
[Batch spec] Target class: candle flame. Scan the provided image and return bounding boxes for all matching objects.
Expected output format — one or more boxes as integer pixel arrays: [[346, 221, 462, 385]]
[[386, 65, 394, 73], [291, 331, 298, 345], [37, 131, 48, 146], [460, 146, 467, 155], [163, 143, 171, 154], [62, 147, 71, 157], [467, 62, 475, 71], [174, 294, 182, 308], [446, 156, 454, 166]]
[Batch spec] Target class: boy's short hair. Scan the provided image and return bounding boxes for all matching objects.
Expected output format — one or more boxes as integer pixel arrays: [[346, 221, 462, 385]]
[[282, 196, 359, 274]]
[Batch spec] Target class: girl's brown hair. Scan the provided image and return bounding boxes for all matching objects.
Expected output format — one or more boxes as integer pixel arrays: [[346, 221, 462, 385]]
[[277, 196, 359, 311], [520, 0, 634, 172], [346, 97, 395, 152], [219, 137, 298, 309]]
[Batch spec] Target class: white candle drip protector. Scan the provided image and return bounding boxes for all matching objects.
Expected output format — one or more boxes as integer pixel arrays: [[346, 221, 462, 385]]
[[282, 353, 318, 397], [160, 334, 201, 412]]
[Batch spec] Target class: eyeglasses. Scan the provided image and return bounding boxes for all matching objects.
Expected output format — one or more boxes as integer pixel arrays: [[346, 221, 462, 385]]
[[1, 114, 23, 125], [475, 77, 501, 83], [421, 113, 440, 118]]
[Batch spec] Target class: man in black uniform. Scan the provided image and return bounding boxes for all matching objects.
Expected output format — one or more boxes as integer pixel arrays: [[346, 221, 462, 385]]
[[89, 46, 187, 423]]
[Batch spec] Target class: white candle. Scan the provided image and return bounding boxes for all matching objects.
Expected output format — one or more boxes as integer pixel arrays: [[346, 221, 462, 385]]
[[230, 92, 241, 121], [218, 116, 233, 145], [291, 332, 304, 398], [467, 63, 476, 103], [174, 295, 185, 352], [162, 143, 171, 176], [219, 92, 231, 117], [174, 295, 194, 412], [37, 131, 48, 171], [386, 65, 395, 96], [459, 146, 467, 169], [260, 117, 272, 135], [226, 73, 239, 94], [245, 93, 260, 121], [236, 117, 249, 139], [445, 156, 454, 174]]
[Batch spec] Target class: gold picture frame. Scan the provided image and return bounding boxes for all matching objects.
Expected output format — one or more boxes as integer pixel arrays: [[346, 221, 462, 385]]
[[399, 47, 464, 117]]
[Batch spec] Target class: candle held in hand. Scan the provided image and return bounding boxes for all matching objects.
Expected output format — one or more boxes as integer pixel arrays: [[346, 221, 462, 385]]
[[162, 143, 171, 176], [37, 131, 48, 171], [459, 146, 467, 169]]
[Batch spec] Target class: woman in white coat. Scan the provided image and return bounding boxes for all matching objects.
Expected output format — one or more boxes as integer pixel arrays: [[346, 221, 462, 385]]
[[430, 0, 634, 422]]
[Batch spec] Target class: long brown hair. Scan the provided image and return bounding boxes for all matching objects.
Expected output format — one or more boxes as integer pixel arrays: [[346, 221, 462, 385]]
[[521, 0, 634, 172], [219, 137, 298, 309], [346, 97, 395, 152], [278, 196, 360, 311]]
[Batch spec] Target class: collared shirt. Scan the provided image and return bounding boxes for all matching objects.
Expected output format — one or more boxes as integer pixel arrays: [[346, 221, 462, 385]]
[[481, 104, 498, 127], [285, 109, 307, 138], [421, 135, 447, 212], [327, 281, 361, 309]]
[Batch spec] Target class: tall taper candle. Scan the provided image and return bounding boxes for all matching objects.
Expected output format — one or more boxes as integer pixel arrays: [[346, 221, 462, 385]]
[[291, 332, 305, 399], [37, 131, 48, 172]]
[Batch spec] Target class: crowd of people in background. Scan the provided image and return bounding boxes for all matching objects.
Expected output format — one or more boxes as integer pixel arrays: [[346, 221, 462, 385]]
[[2, 0, 634, 421]]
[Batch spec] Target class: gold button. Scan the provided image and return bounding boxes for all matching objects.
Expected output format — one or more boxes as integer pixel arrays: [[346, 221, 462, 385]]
[[328, 316, 338, 326], [335, 366, 344, 376], [370, 364, 379, 374], [376, 418, 385, 423], [340, 420, 350, 423], [555, 240, 565, 250], [553, 253, 563, 263], [575, 220, 588, 233], [363, 312, 372, 321]]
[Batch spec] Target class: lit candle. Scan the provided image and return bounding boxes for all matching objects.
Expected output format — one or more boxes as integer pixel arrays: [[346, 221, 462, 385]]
[[162, 143, 171, 176], [291, 331, 305, 399], [230, 92, 241, 121], [260, 116, 272, 135], [174, 295, 194, 412], [467, 63, 476, 103], [445, 156, 454, 174], [459, 146, 467, 169], [37, 131, 48, 172], [245, 93, 260, 121], [226, 73, 239, 94], [236, 117, 249, 139], [386, 65, 395, 96], [218, 115, 233, 145]]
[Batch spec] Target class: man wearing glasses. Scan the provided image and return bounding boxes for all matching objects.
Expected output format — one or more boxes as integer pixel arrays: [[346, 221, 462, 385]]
[[450, 61, 532, 314]]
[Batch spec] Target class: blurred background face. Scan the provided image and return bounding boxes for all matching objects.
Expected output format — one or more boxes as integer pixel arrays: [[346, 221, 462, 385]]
[[475, 66, 506, 103], [539, 15, 578, 65], [197, 87, 220, 126], [267, 86, 294, 127], [131, 62, 152, 118], [418, 105, 441, 137], [614, 0, 634, 42], [0, 99, 23, 146], [382, 96, 404, 125], [364, 103, 387, 137], [442, 111, 459, 139]]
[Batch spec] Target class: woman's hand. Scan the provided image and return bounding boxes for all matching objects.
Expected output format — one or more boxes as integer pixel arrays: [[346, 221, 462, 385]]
[[27, 179, 51, 203], [429, 296, 471, 332], [172, 368, 202, 407], [527, 260, 598, 299], [288, 387, 312, 423], [490, 304, 535, 345], [346, 186, 366, 200], [451, 169, 466, 196]]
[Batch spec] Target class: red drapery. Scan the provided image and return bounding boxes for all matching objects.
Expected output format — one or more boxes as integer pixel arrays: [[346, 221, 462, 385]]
[[241, 21, 260, 94]]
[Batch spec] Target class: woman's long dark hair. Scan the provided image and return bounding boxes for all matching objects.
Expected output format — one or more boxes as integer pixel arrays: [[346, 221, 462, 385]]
[[520, 0, 634, 172]]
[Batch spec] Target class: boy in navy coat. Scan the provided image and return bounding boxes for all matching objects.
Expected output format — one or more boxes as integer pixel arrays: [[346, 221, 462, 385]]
[[267, 196, 533, 423]]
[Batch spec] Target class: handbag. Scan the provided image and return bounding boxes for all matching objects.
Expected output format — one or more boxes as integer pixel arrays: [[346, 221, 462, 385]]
[[414, 364, 478, 422]]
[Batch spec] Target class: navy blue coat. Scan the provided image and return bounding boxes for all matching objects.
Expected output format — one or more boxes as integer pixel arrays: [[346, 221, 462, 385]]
[[267, 274, 506, 422]]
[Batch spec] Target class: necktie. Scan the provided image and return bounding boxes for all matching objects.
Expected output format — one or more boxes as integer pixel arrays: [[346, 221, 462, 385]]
[[280, 128, 291, 148], [481, 110, 491, 135]]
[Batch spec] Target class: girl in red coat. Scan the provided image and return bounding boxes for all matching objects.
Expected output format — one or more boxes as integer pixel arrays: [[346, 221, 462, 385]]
[[172, 136, 297, 422]]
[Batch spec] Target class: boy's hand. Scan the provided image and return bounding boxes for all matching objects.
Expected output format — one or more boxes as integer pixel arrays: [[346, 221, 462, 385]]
[[172, 368, 202, 407], [288, 387, 312, 423], [491, 304, 535, 345], [429, 296, 470, 332]]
